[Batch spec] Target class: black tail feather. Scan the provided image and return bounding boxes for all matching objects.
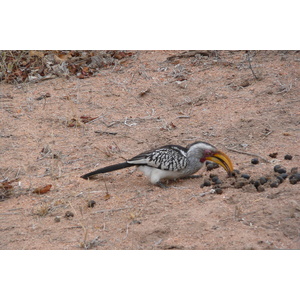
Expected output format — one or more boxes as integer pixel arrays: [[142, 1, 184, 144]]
[[80, 162, 132, 179]]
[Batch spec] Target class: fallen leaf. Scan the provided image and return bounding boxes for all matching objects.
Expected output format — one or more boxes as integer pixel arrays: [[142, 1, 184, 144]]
[[29, 50, 45, 58], [33, 184, 52, 194], [0, 182, 13, 190], [67, 118, 83, 127], [80, 115, 97, 123], [57, 53, 72, 61], [104, 193, 111, 201]]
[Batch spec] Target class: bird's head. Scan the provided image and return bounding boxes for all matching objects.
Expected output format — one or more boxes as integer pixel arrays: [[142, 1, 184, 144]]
[[187, 141, 234, 175]]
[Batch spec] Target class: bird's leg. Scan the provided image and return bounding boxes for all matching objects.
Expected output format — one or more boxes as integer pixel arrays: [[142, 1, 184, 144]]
[[181, 175, 202, 180], [156, 182, 169, 189]]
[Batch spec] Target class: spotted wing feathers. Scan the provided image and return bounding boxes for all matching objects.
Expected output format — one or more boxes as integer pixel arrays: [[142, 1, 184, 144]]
[[127, 145, 188, 171]]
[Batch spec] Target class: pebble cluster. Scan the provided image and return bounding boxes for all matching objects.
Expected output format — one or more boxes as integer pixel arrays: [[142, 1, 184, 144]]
[[202, 155, 299, 194]]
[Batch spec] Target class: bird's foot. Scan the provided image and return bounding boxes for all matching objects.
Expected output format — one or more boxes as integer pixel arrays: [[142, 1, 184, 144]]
[[156, 182, 169, 189], [182, 175, 202, 180]]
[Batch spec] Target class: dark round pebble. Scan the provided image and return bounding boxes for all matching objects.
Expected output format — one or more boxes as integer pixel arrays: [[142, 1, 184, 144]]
[[290, 167, 298, 174], [212, 163, 220, 169], [130, 220, 141, 225], [215, 188, 223, 194], [257, 186, 265, 192], [211, 176, 219, 182], [206, 162, 219, 171], [213, 179, 222, 185], [279, 173, 288, 180], [88, 200, 96, 208], [279, 173, 288, 179], [274, 165, 282, 172], [259, 177, 268, 185], [235, 181, 246, 189], [253, 181, 260, 189], [201, 180, 212, 188], [241, 174, 250, 180], [289, 173, 300, 183], [54, 216, 61, 223], [289, 177, 298, 185], [206, 164, 214, 171], [276, 176, 284, 183], [277, 168, 287, 174], [270, 181, 279, 188], [251, 158, 259, 165], [64, 211, 74, 218], [284, 154, 293, 160]]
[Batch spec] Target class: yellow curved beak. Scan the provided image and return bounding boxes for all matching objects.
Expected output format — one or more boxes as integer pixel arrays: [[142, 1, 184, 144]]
[[206, 150, 234, 175]]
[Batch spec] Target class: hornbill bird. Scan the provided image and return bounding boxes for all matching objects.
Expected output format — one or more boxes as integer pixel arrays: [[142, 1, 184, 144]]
[[80, 141, 233, 188]]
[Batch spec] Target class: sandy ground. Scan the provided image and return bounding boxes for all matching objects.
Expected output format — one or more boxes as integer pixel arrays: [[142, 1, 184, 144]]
[[0, 50, 299, 250]]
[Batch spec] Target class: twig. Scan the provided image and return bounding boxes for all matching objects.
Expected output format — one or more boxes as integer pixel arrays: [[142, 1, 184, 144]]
[[199, 189, 216, 197], [94, 130, 117, 135], [92, 206, 133, 214], [246, 51, 259, 80], [176, 115, 191, 119], [122, 223, 130, 240], [262, 130, 273, 139], [225, 146, 270, 163], [68, 201, 88, 246]]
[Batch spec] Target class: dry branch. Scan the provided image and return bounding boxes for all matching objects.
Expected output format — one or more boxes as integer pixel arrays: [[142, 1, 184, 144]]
[[225, 146, 270, 163], [92, 206, 133, 214]]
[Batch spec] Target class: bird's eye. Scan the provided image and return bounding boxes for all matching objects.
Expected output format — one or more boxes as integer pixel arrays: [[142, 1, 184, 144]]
[[204, 150, 213, 156]]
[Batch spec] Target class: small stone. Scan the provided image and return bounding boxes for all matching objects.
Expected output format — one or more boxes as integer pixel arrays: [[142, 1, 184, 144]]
[[269, 152, 278, 158], [277, 168, 287, 174], [278, 173, 288, 180], [270, 181, 279, 188], [274, 165, 282, 172], [232, 169, 241, 175], [211, 162, 219, 169], [211, 176, 222, 184], [206, 164, 214, 171], [201, 180, 212, 188], [257, 185, 265, 192], [259, 177, 268, 185], [54, 216, 60, 223], [253, 181, 260, 189], [130, 220, 141, 225], [215, 179, 223, 185], [276, 176, 284, 183], [289, 178, 298, 185], [88, 200, 96, 208], [206, 162, 219, 171], [64, 211, 74, 218], [289, 173, 300, 184], [211, 176, 219, 182], [290, 167, 298, 174], [215, 188, 223, 194], [241, 174, 250, 180], [235, 181, 247, 189], [284, 154, 293, 160], [251, 158, 259, 165]]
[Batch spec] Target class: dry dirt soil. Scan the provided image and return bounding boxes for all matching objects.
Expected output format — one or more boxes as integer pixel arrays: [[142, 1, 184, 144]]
[[1, 50, 300, 250]]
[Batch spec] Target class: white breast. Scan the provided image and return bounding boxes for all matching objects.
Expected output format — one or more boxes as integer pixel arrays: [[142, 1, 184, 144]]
[[137, 166, 182, 184]]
